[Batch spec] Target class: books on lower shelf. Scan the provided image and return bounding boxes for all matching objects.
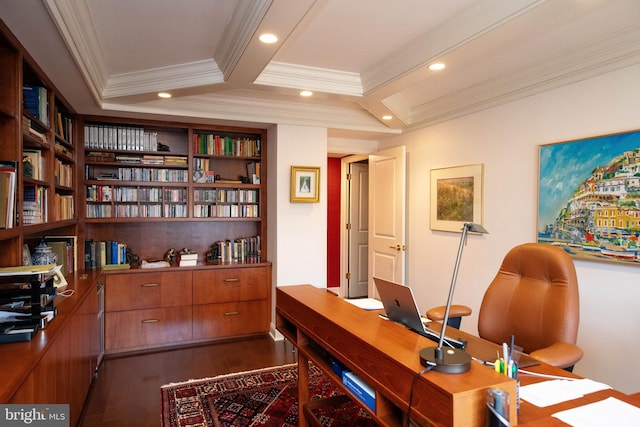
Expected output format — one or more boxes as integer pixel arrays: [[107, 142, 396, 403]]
[[44, 236, 78, 277], [84, 239, 128, 269], [208, 235, 261, 263]]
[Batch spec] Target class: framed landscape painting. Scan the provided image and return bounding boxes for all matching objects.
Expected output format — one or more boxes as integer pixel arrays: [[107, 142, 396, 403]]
[[538, 129, 640, 266], [430, 164, 484, 232]]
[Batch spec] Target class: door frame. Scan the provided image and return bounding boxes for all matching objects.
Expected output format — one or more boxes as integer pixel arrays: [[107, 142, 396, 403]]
[[340, 154, 368, 297]]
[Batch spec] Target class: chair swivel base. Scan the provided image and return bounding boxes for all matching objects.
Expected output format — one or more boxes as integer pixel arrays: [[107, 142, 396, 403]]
[[419, 346, 471, 374]]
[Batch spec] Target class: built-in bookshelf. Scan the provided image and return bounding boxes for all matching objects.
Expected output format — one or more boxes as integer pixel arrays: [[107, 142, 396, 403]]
[[81, 117, 267, 264], [0, 21, 78, 268]]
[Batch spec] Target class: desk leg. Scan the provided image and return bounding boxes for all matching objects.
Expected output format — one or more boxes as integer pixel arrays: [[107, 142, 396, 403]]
[[298, 352, 310, 427]]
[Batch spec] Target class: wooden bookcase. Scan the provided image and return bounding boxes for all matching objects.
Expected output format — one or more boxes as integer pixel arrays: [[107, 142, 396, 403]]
[[0, 21, 78, 268], [79, 115, 267, 265]]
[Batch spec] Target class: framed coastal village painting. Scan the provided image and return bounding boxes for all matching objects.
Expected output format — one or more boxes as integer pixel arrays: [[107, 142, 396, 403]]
[[538, 129, 640, 266], [430, 164, 484, 233]]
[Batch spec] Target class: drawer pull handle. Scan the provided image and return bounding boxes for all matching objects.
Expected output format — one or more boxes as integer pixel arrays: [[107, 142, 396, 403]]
[[141, 319, 160, 323], [141, 283, 160, 288], [224, 278, 240, 283], [224, 311, 239, 316]]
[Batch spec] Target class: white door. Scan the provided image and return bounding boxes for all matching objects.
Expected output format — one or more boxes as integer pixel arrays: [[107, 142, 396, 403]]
[[346, 161, 369, 298], [368, 145, 406, 296]]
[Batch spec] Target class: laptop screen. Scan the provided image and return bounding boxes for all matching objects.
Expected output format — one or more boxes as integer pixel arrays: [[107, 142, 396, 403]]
[[373, 277, 426, 333]]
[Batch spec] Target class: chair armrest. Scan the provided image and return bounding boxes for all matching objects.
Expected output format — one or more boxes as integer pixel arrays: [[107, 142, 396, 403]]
[[529, 342, 584, 369], [426, 304, 472, 321]]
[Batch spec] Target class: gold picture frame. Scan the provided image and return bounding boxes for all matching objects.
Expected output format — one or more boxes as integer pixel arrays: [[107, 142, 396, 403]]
[[290, 166, 320, 203], [430, 164, 484, 232]]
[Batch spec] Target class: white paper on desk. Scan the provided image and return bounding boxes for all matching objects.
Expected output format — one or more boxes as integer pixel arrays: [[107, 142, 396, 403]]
[[344, 298, 384, 310], [520, 379, 611, 407], [553, 397, 640, 426]]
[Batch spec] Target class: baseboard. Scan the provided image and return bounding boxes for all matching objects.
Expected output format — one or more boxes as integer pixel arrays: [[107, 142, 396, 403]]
[[269, 322, 284, 341]]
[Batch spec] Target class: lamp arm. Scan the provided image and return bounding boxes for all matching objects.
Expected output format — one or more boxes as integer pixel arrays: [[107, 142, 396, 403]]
[[437, 224, 470, 349]]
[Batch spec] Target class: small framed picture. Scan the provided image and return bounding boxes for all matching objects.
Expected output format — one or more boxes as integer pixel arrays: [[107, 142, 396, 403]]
[[290, 166, 320, 203]]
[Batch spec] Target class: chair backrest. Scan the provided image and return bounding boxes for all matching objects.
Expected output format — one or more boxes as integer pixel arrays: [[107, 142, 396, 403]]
[[477, 243, 580, 354]]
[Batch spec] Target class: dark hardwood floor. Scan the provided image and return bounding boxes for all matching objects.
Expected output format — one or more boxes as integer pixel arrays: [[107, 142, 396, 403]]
[[79, 336, 297, 427]]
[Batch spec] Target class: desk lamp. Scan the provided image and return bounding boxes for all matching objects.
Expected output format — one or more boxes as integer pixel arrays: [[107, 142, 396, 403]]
[[419, 222, 489, 374]]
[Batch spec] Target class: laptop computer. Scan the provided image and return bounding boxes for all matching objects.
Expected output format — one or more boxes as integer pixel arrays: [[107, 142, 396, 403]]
[[373, 277, 466, 349]]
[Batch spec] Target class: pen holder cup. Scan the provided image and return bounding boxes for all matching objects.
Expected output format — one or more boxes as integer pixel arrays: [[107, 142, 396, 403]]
[[486, 388, 510, 427]]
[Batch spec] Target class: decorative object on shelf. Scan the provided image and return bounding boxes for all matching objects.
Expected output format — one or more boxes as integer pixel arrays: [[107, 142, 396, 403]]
[[31, 240, 58, 266], [538, 128, 640, 266], [290, 166, 320, 203], [22, 244, 32, 266], [164, 248, 178, 264], [430, 164, 484, 233]]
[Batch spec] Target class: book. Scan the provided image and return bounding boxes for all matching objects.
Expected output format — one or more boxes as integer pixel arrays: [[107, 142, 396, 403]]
[[0, 161, 17, 229], [342, 371, 376, 411], [45, 236, 77, 275]]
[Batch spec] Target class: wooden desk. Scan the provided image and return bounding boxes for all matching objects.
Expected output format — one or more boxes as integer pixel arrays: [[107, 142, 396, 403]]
[[276, 285, 638, 427], [276, 285, 517, 427]]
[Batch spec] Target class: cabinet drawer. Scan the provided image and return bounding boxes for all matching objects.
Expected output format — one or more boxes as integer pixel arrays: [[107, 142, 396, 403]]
[[105, 306, 192, 351], [193, 266, 269, 304], [193, 300, 269, 339], [105, 271, 192, 311]]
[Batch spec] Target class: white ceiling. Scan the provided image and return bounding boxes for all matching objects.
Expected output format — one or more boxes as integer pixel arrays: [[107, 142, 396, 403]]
[[2, 0, 640, 140]]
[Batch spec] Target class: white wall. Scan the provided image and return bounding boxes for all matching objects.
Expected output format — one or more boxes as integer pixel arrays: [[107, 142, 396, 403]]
[[378, 63, 640, 393], [268, 124, 328, 288]]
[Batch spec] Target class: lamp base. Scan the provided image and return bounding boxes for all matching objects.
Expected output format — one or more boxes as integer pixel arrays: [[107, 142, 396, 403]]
[[419, 346, 471, 374]]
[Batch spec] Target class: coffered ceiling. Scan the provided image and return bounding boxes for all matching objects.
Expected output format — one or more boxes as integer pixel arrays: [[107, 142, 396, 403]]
[[2, 0, 640, 139]]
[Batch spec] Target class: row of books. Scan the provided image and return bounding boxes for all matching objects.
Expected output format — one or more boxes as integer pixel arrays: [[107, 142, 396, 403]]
[[53, 106, 73, 143], [193, 133, 261, 157], [53, 194, 74, 221], [84, 124, 159, 151], [193, 204, 259, 218], [0, 161, 17, 229], [55, 158, 73, 187], [23, 85, 49, 126], [23, 183, 47, 225], [43, 236, 77, 277], [193, 188, 258, 203], [208, 236, 262, 263], [89, 167, 189, 183], [22, 149, 44, 180], [84, 239, 129, 269]]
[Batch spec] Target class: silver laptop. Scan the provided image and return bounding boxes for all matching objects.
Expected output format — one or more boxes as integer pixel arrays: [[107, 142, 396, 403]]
[[373, 277, 466, 349]]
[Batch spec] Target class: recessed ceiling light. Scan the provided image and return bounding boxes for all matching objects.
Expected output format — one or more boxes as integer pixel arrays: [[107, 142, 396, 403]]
[[158, 92, 172, 98], [428, 63, 446, 71], [300, 90, 313, 97], [259, 33, 278, 44], [382, 115, 393, 120]]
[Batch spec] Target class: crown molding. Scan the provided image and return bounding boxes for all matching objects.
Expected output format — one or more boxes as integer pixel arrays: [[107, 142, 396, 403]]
[[405, 25, 640, 128], [215, 0, 273, 77], [255, 62, 363, 96], [361, 0, 545, 97], [102, 60, 224, 99], [43, 0, 108, 104], [102, 94, 398, 134]]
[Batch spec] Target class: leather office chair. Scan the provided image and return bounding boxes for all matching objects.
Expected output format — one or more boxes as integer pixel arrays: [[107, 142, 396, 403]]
[[427, 243, 583, 370]]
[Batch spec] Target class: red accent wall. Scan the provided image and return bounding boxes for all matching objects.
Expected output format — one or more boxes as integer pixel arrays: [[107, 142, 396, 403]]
[[327, 157, 341, 287]]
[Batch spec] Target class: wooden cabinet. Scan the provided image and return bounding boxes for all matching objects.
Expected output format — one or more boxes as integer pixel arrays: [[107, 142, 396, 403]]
[[104, 271, 193, 352], [7, 272, 102, 427], [104, 265, 271, 354], [193, 265, 271, 340]]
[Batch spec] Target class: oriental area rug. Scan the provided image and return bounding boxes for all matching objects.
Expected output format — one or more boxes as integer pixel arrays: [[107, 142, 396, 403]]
[[160, 363, 378, 427]]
